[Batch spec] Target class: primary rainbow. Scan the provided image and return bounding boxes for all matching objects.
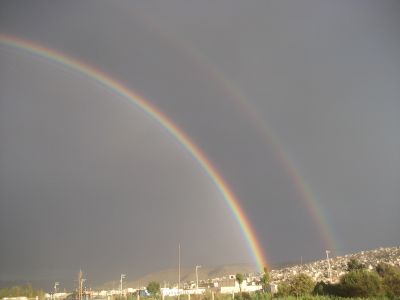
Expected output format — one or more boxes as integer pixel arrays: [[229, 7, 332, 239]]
[[0, 34, 268, 271], [199, 64, 339, 253], [136, 17, 339, 254], [147, 28, 339, 253]]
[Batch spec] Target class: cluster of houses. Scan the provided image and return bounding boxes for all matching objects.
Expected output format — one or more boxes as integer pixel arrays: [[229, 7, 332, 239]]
[[43, 275, 266, 300], [158, 246, 400, 296], [10, 247, 398, 300], [270, 246, 400, 283]]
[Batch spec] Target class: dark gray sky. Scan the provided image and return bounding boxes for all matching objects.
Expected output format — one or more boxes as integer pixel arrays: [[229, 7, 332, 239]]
[[1, 0, 399, 287]]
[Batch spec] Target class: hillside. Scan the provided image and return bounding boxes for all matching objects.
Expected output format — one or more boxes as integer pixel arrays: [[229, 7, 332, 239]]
[[100, 263, 259, 289], [271, 246, 400, 283], [100, 246, 400, 289]]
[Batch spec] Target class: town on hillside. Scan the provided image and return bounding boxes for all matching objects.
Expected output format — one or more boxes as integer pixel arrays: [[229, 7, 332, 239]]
[[3, 246, 398, 300]]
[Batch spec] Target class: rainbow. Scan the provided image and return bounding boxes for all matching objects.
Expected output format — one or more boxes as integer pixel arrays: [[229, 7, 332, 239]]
[[0, 34, 269, 271], [195, 59, 340, 253], [195, 67, 340, 253], [138, 23, 339, 254], [203, 69, 340, 254]]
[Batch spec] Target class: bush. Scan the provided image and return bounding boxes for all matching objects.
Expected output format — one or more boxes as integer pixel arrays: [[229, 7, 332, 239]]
[[313, 281, 327, 296], [252, 291, 270, 300], [338, 270, 383, 297], [0, 284, 45, 299], [146, 281, 160, 297], [376, 264, 400, 298], [383, 272, 400, 298], [346, 258, 366, 271], [276, 281, 291, 297], [240, 292, 251, 300], [289, 274, 315, 296]]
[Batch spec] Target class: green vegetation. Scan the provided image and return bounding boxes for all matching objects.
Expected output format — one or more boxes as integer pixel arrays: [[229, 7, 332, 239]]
[[289, 274, 314, 297], [236, 273, 244, 293], [311, 260, 400, 298], [164, 294, 394, 300], [146, 281, 160, 297], [376, 263, 400, 298], [274, 260, 400, 299], [338, 269, 382, 297], [0, 284, 45, 299], [260, 267, 270, 293], [347, 259, 366, 272], [8, 259, 397, 300], [276, 281, 291, 297]]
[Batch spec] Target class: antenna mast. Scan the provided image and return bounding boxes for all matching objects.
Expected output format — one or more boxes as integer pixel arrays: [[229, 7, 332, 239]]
[[178, 244, 181, 300], [326, 250, 332, 282]]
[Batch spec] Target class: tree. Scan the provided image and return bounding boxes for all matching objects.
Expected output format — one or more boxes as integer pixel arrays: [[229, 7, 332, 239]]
[[10, 286, 22, 297], [289, 273, 314, 297], [260, 267, 270, 292], [376, 262, 397, 277], [0, 285, 44, 300], [146, 281, 160, 297], [240, 292, 251, 300], [276, 281, 290, 297], [313, 281, 341, 296], [235, 273, 244, 293], [383, 270, 400, 298], [26, 283, 34, 298], [347, 258, 365, 271], [376, 263, 400, 298], [313, 281, 327, 295], [339, 270, 382, 297]]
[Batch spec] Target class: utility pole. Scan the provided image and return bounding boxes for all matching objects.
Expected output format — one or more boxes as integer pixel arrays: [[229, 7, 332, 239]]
[[78, 270, 84, 300], [120, 274, 126, 297], [195, 266, 201, 290], [326, 250, 332, 282], [54, 282, 59, 295], [52, 281, 60, 299], [178, 244, 181, 300]]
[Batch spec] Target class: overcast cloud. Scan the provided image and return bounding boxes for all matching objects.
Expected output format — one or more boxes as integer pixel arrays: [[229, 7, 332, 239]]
[[0, 0, 399, 287]]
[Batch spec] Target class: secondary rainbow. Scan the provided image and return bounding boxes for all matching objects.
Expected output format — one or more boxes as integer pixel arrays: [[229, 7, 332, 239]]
[[136, 17, 339, 254], [0, 34, 268, 271], [201, 67, 339, 253]]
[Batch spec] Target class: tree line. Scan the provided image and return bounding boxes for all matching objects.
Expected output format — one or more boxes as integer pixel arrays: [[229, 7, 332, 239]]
[[119, 260, 400, 300], [0, 284, 45, 299], [275, 259, 400, 298]]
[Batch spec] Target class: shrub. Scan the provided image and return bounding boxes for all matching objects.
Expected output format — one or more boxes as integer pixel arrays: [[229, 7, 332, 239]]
[[376, 264, 400, 298], [276, 281, 291, 297], [338, 270, 383, 297], [289, 274, 315, 296]]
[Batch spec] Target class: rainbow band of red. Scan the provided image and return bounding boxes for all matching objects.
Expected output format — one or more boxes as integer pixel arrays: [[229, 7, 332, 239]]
[[0, 34, 268, 271], [135, 19, 338, 253]]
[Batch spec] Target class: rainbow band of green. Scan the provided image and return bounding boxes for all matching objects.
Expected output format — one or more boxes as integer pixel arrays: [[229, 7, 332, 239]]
[[163, 41, 338, 253], [136, 18, 338, 254], [206, 77, 339, 254], [0, 34, 268, 271], [205, 74, 339, 253]]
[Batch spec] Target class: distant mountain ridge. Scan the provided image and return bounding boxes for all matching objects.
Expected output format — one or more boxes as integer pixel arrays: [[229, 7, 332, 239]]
[[3, 246, 398, 291], [100, 246, 400, 289], [270, 246, 400, 283], [99, 263, 259, 290], [0, 280, 54, 290], [99, 261, 301, 290]]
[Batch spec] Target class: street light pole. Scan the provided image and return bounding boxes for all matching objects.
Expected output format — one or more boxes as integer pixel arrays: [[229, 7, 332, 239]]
[[54, 282, 59, 294], [178, 244, 181, 300], [195, 266, 201, 290], [120, 274, 126, 296], [78, 270, 84, 300]]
